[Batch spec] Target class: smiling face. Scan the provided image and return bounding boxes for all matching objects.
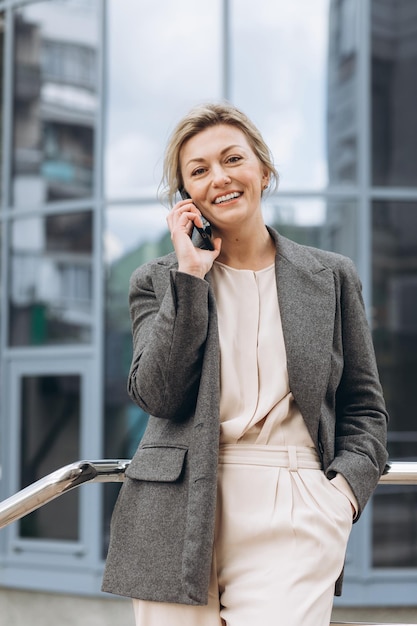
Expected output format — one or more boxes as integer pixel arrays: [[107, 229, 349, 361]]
[[179, 124, 269, 233]]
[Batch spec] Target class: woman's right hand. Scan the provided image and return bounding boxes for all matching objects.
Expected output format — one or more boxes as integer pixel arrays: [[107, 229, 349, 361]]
[[167, 199, 221, 279]]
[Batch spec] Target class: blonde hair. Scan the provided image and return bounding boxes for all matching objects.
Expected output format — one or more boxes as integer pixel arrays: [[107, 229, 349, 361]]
[[159, 102, 279, 207]]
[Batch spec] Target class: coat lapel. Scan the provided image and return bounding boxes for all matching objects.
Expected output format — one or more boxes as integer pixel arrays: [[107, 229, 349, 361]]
[[273, 232, 336, 444]]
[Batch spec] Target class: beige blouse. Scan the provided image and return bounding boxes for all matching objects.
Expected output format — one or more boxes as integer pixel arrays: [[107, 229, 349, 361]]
[[210, 260, 358, 515], [211, 261, 315, 447]]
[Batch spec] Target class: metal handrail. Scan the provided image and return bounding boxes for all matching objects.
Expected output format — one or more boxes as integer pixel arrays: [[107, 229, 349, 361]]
[[0, 460, 416, 626], [379, 461, 417, 485], [0, 459, 130, 529], [1, 459, 416, 530]]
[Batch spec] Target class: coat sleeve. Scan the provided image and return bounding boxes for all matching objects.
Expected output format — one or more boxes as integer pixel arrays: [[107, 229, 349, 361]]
[[325, 257, 389, 518], [127, 263, 211, 420]]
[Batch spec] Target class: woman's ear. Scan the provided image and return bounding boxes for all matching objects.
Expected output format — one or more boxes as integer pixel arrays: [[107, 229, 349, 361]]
[[261, 168, 270, 191]]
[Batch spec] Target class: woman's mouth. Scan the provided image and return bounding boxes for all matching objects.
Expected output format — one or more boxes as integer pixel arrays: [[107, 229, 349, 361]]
[[213, 191, 242, 205]]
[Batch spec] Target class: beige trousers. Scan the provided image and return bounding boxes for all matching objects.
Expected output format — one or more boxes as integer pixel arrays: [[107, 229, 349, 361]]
[[133, 445, 353, 626]]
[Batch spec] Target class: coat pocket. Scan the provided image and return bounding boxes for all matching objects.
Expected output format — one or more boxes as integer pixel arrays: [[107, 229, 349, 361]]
[[125, 444, 187, 482]]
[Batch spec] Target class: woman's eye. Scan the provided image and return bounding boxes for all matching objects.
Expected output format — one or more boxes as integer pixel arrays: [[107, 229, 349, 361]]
[[227, 155, 242, 164], [192, 167, 206, 176]]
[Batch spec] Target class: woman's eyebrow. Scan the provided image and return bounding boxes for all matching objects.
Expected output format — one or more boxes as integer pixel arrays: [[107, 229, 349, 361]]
[[185, 144, 245, 167]]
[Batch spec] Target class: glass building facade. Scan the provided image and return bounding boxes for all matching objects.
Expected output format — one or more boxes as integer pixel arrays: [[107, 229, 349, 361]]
[[0, 0, 416, 606]]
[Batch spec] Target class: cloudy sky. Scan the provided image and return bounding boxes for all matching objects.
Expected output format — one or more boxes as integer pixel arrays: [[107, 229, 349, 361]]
[[105, 0, 331, 198]]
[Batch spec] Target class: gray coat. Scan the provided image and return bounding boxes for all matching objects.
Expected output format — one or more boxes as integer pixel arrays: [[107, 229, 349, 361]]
[[102, 228, 388, 605]]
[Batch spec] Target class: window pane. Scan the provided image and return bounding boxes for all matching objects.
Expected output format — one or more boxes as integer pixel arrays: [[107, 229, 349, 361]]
[[19, 374, 80, 541], [0, 224, 2, 392], [103, 204, 171, 421], [371, 200, 417, 567], [230, 0, 358, 189], [12, 0, 99, 206], [9, 211, 93, 346], [371, 0, 417, 187], [372, 200, 417, 456], [0, 12, 4, 204], [372, 486, 417, 568], [105, 0, 222, 199], [104, 203, 169, 462], [104, 202, 170, 455], [103, 204, 172, 555], [263, 197, 357, 260], [0, 222, 2, 319]]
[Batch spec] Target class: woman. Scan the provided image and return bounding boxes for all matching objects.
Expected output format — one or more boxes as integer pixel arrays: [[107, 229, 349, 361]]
[[102, 102, 389, 626]]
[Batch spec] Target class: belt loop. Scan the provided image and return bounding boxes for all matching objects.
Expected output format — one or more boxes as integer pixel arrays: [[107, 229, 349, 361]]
[[288, 446, 298, 471]]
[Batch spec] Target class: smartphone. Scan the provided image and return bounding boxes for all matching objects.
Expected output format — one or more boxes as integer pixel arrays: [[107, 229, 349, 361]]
[[179, 188, 214, 251]]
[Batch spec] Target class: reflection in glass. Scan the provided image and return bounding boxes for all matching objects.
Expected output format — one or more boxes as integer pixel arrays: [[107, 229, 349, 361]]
[[0, 224, 2, 396], [12, 0, 99, 205], [105, 0, 222, 199], [263, 197, 357, 261], [0, 12, 4, 204], [9, 211, 93, 346], [327, 0, 359, 185], [230, 0, 351, 189], [372, 201, 417, 456], [371, 0, 417, 187], [103, 204, 172, 554], [19, 374, 80, 540], [372, 200, 417, 567], [372, 486, 417, 568], [0, 222, 2, 319]]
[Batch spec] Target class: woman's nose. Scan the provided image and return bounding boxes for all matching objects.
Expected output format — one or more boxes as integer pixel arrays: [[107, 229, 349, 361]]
[[212, 165, 231, 187]]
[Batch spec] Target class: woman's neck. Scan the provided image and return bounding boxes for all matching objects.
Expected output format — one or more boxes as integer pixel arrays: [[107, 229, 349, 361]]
[[215, 225, 276, 271]]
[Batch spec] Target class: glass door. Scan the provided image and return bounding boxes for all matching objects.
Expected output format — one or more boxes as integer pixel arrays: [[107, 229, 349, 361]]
[[5, 357, 96, 560]]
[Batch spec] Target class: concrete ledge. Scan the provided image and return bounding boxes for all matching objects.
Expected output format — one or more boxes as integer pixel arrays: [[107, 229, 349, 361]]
[[0, 589, 134, 626], [332, 606, 417, 624], [1, 589, 417, 625]]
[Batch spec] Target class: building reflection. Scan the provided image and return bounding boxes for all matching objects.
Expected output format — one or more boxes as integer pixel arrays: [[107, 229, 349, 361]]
[[371, 0, 417, 187], [10, 2, 98, 347], [13, 3, 97, 203], [327, 0, 358, 185], [369, 0, 417, 569]]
